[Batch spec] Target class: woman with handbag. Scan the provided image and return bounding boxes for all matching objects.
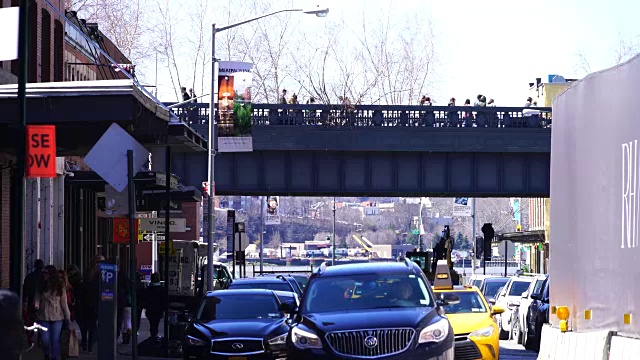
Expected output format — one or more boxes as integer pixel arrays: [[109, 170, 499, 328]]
[[34, 265, 71, 360]]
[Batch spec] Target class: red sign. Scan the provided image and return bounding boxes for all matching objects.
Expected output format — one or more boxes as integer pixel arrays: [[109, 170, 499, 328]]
[[113, 218, 139, 244], [26, 125, 56, 178]]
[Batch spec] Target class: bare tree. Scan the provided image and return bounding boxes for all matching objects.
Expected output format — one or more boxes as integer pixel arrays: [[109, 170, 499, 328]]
[[72, 0, 151, 65], [575, 34, 640, 76], [150, 0, 211, 101]]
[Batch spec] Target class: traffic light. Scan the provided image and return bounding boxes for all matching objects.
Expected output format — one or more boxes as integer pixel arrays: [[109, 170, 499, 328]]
[[481, 223, 495, 262], [475, 236, 484, 260], [516, 224, 522, 232]]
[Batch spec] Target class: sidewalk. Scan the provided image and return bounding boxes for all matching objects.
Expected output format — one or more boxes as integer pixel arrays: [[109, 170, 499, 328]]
[[23, 317, 174, 360]]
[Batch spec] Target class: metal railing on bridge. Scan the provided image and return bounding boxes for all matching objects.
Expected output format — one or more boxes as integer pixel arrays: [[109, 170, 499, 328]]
[[165, 102, 552, 131]]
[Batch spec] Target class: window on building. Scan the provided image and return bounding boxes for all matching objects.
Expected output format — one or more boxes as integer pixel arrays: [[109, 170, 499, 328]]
[[28, 0, 38, 82], [53, 20, 63, 81], [40, 9, 52, 82]]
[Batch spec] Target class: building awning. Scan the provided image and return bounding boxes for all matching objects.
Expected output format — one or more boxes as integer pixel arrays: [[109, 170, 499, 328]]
[[0, 80, 206, 154], [66, 170, 180, 192], [494, 230, 546, 244]]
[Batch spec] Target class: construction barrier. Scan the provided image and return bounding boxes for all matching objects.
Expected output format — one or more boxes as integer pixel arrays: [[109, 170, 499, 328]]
[[537, 324, 610, 360], [609, 335, 640, 360]]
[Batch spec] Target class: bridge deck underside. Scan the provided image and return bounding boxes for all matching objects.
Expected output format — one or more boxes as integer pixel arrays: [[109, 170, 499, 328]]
[[176, 151, 550, 197]]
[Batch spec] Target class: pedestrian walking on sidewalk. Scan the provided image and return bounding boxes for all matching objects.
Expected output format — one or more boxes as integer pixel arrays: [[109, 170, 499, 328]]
[[0, 290, 24, 360], [80, 256, 103, 352], [143, 273, 167, 339], [35, 265, 71, 360]]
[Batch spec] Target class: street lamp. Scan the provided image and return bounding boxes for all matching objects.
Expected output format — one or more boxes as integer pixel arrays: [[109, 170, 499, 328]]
[[206, 6, 329, 292]]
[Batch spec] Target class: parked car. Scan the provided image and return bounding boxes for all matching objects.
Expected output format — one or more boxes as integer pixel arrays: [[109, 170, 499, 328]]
[[259, 273, 310, 291], [492, 275, 535, 339], [524, 276, 550, 351], [510, 274, 547, 344], [479, 277, 509, 302], [182, 289, 291, 359], [228, 276, 303, 297]]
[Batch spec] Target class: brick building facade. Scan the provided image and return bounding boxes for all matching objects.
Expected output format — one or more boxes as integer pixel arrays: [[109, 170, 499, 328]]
[[0, 0, 136, 285]]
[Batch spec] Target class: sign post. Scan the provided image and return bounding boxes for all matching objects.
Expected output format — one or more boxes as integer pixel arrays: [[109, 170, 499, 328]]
[[226, 210, 236, 278], [127, 150, 139, 360], [98, 262, 117, 360]]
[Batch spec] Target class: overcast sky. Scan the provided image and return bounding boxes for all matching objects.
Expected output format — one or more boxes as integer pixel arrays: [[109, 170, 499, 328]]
[[141, 0, 640, 106]]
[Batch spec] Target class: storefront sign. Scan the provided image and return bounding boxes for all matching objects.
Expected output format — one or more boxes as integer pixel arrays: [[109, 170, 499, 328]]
[[26, 125, 57, 178]]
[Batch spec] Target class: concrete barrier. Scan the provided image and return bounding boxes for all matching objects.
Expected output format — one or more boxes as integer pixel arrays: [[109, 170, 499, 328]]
[[609, 335, 640, 360], [537, 324, 611, 360]]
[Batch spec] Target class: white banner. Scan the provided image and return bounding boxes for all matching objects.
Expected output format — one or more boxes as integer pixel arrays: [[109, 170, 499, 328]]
[[264, 196, 281, 225], [453, 197, 472, 216], [0, 7, 19, 61]]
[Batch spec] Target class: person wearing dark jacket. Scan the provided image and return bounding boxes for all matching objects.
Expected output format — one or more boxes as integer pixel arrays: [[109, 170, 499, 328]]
[[22, 259, 44, 334], [80, 255, 104, 352], [0, 290, 24, 360], [143, 273, 167, 338]]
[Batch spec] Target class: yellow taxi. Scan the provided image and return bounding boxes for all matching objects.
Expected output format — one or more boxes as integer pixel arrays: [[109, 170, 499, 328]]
[[432, 261, 504, 360]]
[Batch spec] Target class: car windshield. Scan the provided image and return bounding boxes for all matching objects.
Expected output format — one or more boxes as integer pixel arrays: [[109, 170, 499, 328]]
[[440, 291, 487, 314], [531, 279, 546, 295], [508, 281, 532, 296], [229, 281, 293, 293], [471, 279, 483, 288], [292, 276, 309, 290], [302, 274, 433, 314], [483, 278, 508, 298], [197, 294, 283, 321]]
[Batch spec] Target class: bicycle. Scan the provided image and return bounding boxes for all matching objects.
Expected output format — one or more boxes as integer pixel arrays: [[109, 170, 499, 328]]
[[23, 322, 48, 354]]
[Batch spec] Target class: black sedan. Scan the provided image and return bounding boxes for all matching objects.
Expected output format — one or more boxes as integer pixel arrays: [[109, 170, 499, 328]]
[[183, 289, 291, 360], [228, 276, 303, 297]]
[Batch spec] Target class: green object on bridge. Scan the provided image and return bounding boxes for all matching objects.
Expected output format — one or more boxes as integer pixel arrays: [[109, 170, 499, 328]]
[[411, 230, 420, 235]]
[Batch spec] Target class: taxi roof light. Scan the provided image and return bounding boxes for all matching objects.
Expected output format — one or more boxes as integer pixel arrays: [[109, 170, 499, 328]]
[[433, 260, 453, 290]]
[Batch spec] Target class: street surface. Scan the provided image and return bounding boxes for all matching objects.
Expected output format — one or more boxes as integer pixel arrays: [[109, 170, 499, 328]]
[[500, 340, 538, 359]]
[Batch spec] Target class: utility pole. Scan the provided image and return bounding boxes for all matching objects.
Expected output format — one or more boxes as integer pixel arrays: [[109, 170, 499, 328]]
[[10, 0, 29, 299], [332, 197, 336, 266], [206, 24, 217, 292], [471, 198, 476, 275], [260, 196, 264, 273]]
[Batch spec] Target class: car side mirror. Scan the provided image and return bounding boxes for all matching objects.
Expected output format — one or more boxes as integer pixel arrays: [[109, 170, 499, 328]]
[[530, 293, 540, 301], [491, 305, 505, 315], [278, 302, 297, 315], [521, 291, 529, 299], [437, 293, 460, 306]]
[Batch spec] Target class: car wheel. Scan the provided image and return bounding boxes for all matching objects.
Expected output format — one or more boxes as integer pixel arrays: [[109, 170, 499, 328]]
[[498, 315, 509, 340]]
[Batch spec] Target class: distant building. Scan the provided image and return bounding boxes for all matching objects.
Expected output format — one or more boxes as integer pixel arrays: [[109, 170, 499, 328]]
[[362, 202, 394, 216], [528, 198, 549, 273], [529, 74, 577, 107]]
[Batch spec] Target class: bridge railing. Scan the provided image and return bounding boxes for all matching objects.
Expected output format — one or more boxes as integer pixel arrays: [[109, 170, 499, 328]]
[[164, 102, 552, 129]]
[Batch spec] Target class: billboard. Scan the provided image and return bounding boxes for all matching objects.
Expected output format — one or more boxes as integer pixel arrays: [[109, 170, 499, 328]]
[[453, 197, 472, 216], [217, 60, 254, 152], [264, 196, 281, 225], [551, 53, 640, 336]]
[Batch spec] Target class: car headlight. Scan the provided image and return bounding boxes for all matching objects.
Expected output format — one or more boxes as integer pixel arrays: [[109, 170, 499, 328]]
[[186, 335, 207, 346], [268, 333, 288, 346], [418, 317, 450, 343], [291, 327, 323, 349], [469, 325, 494, 338]]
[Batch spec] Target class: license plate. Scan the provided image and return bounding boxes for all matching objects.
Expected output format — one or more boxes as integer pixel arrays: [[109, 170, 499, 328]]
[[229, 357, 247, 360]]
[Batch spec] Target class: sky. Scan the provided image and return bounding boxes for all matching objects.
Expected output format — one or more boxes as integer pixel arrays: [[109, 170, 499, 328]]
[[141, 0, 640, 106]]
